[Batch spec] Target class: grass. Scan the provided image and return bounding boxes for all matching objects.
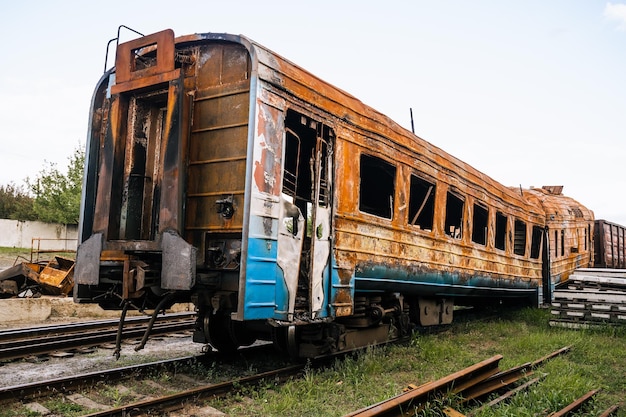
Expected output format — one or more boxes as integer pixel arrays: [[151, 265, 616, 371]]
[[0, 246, 30, 262], [0, 246, 74, 266], [216, 307, 625, 416]]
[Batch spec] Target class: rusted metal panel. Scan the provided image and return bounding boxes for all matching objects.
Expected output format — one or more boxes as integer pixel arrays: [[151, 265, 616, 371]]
[[595, 219, 626, 268], [37, 257, 75, 296], [112, 29, 180, 94], [524, 186, 595, 285], [185, 44, 251, 249]]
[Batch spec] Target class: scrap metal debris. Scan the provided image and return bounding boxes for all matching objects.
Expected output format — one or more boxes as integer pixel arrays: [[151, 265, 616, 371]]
[[0, 256, 75, 298]]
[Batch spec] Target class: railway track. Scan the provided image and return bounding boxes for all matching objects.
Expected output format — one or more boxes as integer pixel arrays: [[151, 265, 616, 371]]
[[0, 312, 195, 362], [0, 343, 297, 416]]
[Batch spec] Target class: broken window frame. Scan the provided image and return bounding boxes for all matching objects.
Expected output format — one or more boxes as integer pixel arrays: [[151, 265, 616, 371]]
[[408, 173, 436, 232], [444, 190, 464, 240], [358, 153, 396, 219], [282, 128, 301, 202]]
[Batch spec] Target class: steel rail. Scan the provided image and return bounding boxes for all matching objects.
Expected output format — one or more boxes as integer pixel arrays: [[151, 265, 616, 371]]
[[344, 355, 503, 417], [0, 315, 194, 350], [80, 364, 306, 417], [0, 319, 194, 361], [0, 312, 195, 341], [546, 389, 600, 417], [461, 345, 571, 402]]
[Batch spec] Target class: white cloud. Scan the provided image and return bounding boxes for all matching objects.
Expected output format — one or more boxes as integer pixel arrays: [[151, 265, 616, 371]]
[[605, 2, 626, 30]]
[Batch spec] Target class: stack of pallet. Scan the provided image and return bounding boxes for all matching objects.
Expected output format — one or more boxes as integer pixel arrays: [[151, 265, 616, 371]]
[[550, 268, 626, 328]]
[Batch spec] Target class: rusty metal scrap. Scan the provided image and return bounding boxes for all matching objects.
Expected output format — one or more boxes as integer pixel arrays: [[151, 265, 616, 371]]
[[0, 263, 41, 298], [344, 347, 573, 417], [0, 257, 74, 298], [344, 355, 503, 417], [546, 389, 600, 417], [38, 256, 75, 295]]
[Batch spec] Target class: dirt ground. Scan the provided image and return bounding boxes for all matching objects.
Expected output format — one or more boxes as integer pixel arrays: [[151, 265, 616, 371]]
[[0, 335, 204, 387], [0, 249, 36, 269], [0, 253, 19, 268]]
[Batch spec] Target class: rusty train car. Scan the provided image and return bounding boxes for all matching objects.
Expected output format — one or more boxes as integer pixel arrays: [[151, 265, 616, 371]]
[[594, 219, 626, 268], [74, 29, 594, 357]]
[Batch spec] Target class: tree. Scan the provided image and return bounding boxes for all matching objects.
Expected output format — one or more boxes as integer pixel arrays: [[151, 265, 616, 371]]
[[0, 182, 36, 220], [28, 146, 85, 224]]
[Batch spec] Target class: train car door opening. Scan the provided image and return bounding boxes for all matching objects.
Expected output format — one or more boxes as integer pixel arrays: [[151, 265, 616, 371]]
[[279, 110, 334, 320]]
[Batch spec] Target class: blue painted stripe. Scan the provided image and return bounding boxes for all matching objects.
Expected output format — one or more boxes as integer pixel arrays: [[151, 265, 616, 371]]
[[243, 237, 280, 320], [354, 264, 538, 302]]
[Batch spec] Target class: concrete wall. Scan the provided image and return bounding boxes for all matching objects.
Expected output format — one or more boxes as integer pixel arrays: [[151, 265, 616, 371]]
[[0, 219, 78, 251]]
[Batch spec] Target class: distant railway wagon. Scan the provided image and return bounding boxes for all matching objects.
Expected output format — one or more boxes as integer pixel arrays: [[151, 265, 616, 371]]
[[74, 29, 595, 358], [594, 219, 626, 269]]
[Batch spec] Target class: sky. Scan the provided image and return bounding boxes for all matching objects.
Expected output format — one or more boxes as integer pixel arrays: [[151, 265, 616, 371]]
[[1, 1, 626, 225]]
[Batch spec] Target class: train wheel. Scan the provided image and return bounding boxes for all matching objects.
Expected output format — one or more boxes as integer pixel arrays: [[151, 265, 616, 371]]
[[272, 325, 299, 359], [229, 319, 257, 347], [205, 311, 239, 354]]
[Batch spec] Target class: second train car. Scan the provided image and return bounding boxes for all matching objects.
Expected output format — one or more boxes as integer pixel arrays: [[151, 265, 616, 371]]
[[74, 29, 594, 357]]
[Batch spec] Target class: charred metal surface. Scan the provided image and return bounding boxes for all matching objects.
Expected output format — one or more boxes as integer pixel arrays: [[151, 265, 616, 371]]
[[74, 232, 102, 287], [162, 230, 197, 290], [112, 29, 180, 94]]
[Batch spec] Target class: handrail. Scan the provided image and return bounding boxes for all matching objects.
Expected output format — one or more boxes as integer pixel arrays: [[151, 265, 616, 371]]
[[103, 25, 145, 73]]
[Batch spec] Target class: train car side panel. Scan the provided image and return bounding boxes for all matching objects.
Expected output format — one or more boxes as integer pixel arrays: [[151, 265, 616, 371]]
[[594, 219, 626, 268]]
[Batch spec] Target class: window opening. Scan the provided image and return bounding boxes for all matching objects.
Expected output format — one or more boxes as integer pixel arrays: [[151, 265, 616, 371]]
[[554, 230, 558, 258], [495, 212, 507, 250], [471, 203, 488, 245], [408, 174, 435, 231], [560, 230, 565, 256], [444, 191, 464, 239], [530, 225, 543, 259], [359, 154, 396, 219], [572, 229, 580, 253], [282, 128, 301, 201], [514, 219, 527, 256]]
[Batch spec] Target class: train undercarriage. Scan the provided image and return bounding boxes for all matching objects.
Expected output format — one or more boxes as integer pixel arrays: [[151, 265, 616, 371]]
[[191, 289, 451, 358]]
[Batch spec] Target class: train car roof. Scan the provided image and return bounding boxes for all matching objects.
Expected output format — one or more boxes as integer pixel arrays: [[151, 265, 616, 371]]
[[522, 186, 594, 223], [173, 31, 547, 218]]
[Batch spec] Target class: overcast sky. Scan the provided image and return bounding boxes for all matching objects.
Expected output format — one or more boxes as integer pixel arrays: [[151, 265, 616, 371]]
[[1, 1, 625, 224]]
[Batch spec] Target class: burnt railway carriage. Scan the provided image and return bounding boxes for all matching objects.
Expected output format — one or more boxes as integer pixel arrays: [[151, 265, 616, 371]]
[[75, 29, 594, 357]]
